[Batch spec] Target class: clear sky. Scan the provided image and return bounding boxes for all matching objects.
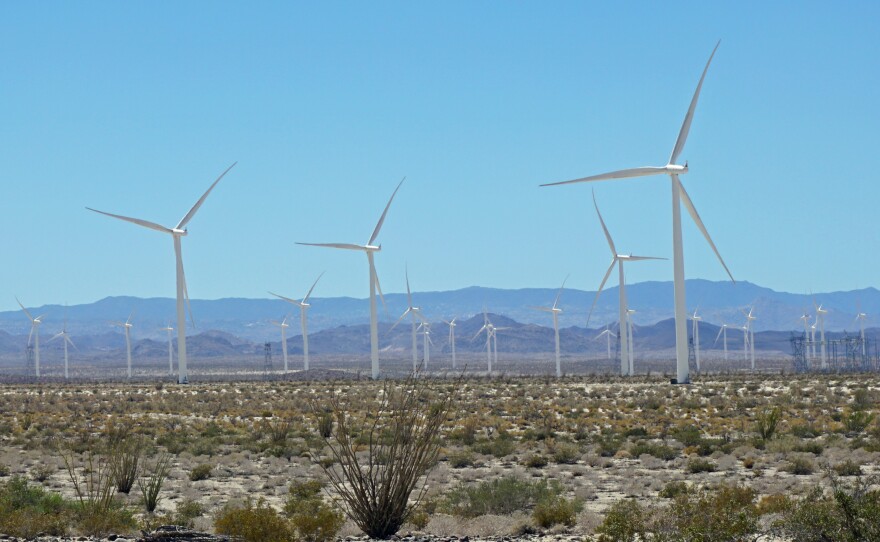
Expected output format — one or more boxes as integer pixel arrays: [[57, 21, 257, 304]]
[[2, 1, 879, 312]]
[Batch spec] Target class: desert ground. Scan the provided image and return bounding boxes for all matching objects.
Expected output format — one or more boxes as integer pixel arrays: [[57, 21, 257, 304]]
[[0, 368, 877, 540]]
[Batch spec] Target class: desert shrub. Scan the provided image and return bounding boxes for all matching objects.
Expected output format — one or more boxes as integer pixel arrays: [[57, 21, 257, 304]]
[[551, 441, 581, 464], [686, 457, 716, 474], [309, 373, 457, 538], [595, 498, 646, 542], [171, 498, 204, 529], [473, 435, 516, 458], [317, 411, 333, 438], [215, 498, 295, 542], [784, 456, 815, 475], [532, 494, 582, 528], [659, 480, 689, 499], [596, 431, 624, 457], [755, 407, 782, 443], [834, 460, 863, 477], [109, 436, 143, 494], [792, 440, 824, 455], [523, 454, 548, 469], [672, 425, 703, 447], [189, 463, 213, 481], [631, 441, 677, 461], [138, 452, 171, 513], [776, 475, 880, 542], [441, 476, 563, 518], [62, 449, 135, 537], [742, 456, 756, 469], [0, 464, 9, 477], [624, 426, 649, 438], [844, 410, 875, 434], [0, 475, 71, 538], [447, 449, 475, 468], [30, 462, 55, 482], [790, 422, 819, 439], [757, 493, 790, 515], [284, 480, 344, 542], [658, 484, 759, 541]]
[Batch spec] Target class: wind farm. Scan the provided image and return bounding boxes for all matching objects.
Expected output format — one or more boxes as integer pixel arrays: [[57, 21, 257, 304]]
[[1, 4, 880, 541]]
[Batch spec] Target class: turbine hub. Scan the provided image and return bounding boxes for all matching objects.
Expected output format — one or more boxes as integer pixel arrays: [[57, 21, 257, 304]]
[[172, 228, 188, 236], [666, 163, 688, 174], [365, 244, 380, 252]]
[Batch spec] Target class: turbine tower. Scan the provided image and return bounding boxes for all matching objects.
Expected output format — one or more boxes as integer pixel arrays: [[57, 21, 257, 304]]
[[473, 312, 495, 374], [855, 305, 868, 357], [297, 178, 405, 379], [49, 316, 76, 379], [162, 323, 174, 376], [691, 309, 702, 372], [418, 321, 433, 371], [743, 307, 756, 370], [17, 298, 44, 378], [587, 191, 664, 376], [741, 323, 750, 364], [530, 276, 568, 378], [714, 322, 729, 363], [271, 316, 290, 371], [542, 42, 733, 384], [112, 312, 135, 379], [814, 301, 828, 369], [87, 163, 236, 384], [389, 268, 424, 372], [595, 327, 616, 361], [625, 309, 637, 374], [270, 271, 323, 371], [443, 318, 458, 369]]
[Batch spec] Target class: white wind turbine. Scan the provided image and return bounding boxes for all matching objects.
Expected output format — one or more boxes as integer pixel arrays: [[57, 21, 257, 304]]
[[626, 308, 637, 374], [418, 321, 433, 371], [271, 316, 290, 371], [112, 312, 135, 379], [87, 163, 236, 384], [714, 322, 729, 363], [443, 317, 458, 369], [798, 312, 811, 352], [49, 314, 76, 379], [587, 191, 665, 376], [270, 272, 324, 371], [814, 300, 828, 369], [473, 312, 495, 374], [809, 318, 818, 361], [855, 304, 868, 357], [161, 323, 174, 376], [17, 298, 44, 378], [297, 178, 405, 379], [691, 309, 703, 372], [595, 327, 616, 361], [530, 276, 568, 378], [741, 323, 750, 364], [743, 307, 756, 370], [542, 42, 733, 384], [389, 268, 425, 372]]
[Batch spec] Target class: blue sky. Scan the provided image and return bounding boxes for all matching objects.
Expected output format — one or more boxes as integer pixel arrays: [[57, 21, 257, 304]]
[[2, 2, 879, 312]]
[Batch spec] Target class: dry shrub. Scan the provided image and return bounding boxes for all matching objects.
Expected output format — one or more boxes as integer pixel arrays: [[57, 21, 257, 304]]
[[215, 498, 295, 542]]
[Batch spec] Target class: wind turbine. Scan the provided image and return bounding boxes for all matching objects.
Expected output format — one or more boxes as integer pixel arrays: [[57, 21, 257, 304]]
[[271, 316, 290, 371], [49, 314, 76, 379], [418, 321, 433, 371], [855, 304, 868, 357], [17, 298, 44, 378], [473, 312, 495, 374], [691, 309, 703, 372], [530, 276, 568, 378], [87, 163, 236, 384], [595, 327, 616, 361], [297, 178, 405, 379], [814, 300, 828, 369], [714, 322, 729, 363], [443, 317, 457, 369], [162, 323, 174, 376], [587, 191, 665, 376], [112, 312, 135, 379], [389, 268, 424, 372], [743, 307, 756, 370], [741, 323, 750, 364], [625, 309, 637, 375], [541, 42, 733, 384], [270, 271, 324, 371]]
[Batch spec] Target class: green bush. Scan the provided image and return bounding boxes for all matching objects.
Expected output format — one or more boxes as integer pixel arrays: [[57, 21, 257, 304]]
[[596, 499, 646, 542], [660, 484, 759, 541], [844, 410, 875, 434], [777, 475, 880, 542], [631, 442, 677, 461], [532, 495, 582, 528], [784, 456, 815, 475], [215, 498, 295, 542], [189, 463, 213, 481], [283, 480, 344, 542], [0, 464, 9, 477], [551, 441, 581, 464], [659, 480, 689, 499], [441, 476, 563, 518], [755, 407, 782, 442], [447, 450, 475, 468], [834, 460, 863, 477], [0, 476, 71, 538], [171, 498, 204, 529], [473, 436, 516, 458], [523, 454, 548, 469], [686, 457, 716, 474]]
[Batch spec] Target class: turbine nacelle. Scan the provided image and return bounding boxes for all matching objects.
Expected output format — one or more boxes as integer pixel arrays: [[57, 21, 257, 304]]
[[665, 163, 688, 174], [172, 228, 188, 236]]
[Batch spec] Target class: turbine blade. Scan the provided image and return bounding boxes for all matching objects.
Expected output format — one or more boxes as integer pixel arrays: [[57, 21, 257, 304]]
[[15, 297, 34, 321], [86, 207, 172, 234], [49, 332, 64, 342], [176, 162, 237, 229], [389, 309, 410, 332], [592, 189, 618, 255], [587, 260, 616, 326], [714, 327, 724, 344], [369, 177, 405, 246], [27, 325, 34, 347], [541, 166, 668, 188], [675, 175, 735, 283], [530, 306, 553, 312], [371, 259, 387, 313], [669, 40, 720, 165], [553, 275, 569, 310], [473, 325, 487, 341], [303, 271, 324, 303], [269, 291, 303, 306], [67, 336, 77, 350], [625, 255, 668, 261], [180, 260, 195, 328], [296, 242, 366, 251], [405, 266, 413, 308]]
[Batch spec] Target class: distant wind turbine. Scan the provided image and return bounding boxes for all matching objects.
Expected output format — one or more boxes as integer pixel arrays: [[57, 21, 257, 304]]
[[17, 297, 44, 378], [87, 162, 236, 384], [271, 316, 290, 372], [541, 41, 733, 384], [49, 313, 76, 379], [112, 312, 135, 379], [587, 191, 664, 376], [297, 178, 405, 379], [389, 268, 425, 372], [443, 317, 458, 369], [713, 322, 729, 363], [530, 276, 568, 378], [743, 307, 756, 370], [814, 300, 828, 369], [473, 311, 495, 374], [626, 309, 637, 374], [162, 323, 174, 376], [692, 309, 703, 372], [595, 327, 616, 361], [418, 321, 433, 371], [270, 271, 324, 371], [855, 304, 868, 357]]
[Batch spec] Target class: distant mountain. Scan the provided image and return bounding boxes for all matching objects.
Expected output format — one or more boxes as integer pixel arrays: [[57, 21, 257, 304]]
[[0, 280, 877, 344]]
